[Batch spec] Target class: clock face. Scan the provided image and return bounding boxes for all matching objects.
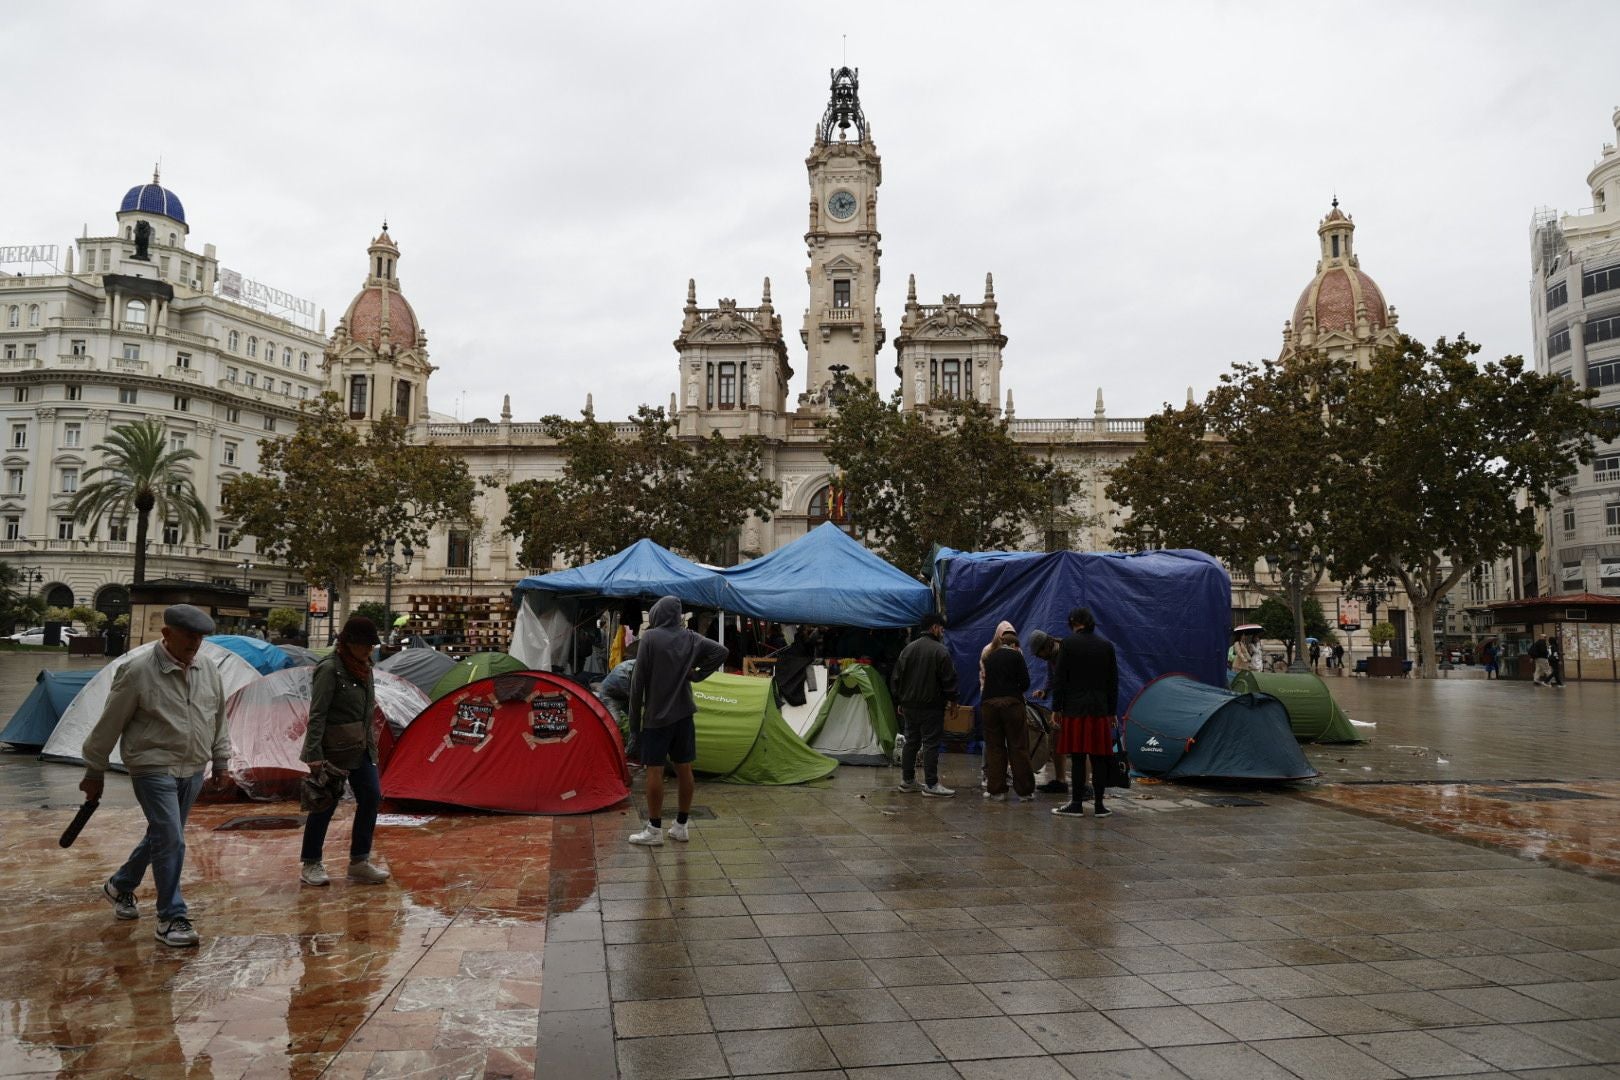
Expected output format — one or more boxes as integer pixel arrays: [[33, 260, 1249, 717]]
[[827, 190, 858, 221]]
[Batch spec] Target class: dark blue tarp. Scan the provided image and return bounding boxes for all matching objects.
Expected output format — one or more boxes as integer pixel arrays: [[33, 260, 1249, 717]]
[[1123, 674, 1317, 780], [209, 635, 299, 675], [1, 669, 95, 747], [719, 524, 933, 629], [933, 548, 1230, 708], [514, 539, 729, 609]]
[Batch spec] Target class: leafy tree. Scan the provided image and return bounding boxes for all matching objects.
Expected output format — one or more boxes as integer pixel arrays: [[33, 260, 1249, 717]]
[[68, 418, 210, 584], [1253, 596, 1330, 664], [497, 405, 779, 567], [1334, 336, 1615, 677], [1107, 354, 1355, 655], [223, 394, 477, 624], [822, 381, 1080, 577], [267, 607, 305, 639], [355, 600, 392, 632], [1367, 622, 1397, 655]]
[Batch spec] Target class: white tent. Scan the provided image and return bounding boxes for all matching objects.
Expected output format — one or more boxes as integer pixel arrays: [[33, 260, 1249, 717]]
[[42, 641, 262, 769]]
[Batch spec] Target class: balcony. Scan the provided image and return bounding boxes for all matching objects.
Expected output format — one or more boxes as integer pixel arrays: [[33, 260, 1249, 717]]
[[57, 353, 96, 369], [165, 366, 203, 384], [1597, 470, 1620, 482], [0, 356, 39, 371], [118, 321, 148, 334], [113, 357, 149, 374], [1608, 524, 1620, 537], [54, 317, 105, 330]]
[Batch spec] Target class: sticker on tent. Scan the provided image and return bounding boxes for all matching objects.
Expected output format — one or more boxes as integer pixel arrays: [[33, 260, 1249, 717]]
[[530, 694, 572, 738], [450, 702, 494, 745]]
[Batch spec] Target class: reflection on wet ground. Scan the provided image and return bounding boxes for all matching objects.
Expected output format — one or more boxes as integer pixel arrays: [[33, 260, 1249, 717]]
[[2, 656, 1618, 1077]]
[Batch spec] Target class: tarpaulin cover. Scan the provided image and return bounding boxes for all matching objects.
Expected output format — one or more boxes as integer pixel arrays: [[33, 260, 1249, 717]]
[[515, 538, 729, 609], [378, 648, 460, 697], [207, 635, 300, 675], [1, 669, 94, 747], [1229, 671, 1362, 743], [42, 641, 262, 768], [802, 663, 898, 764], [718, 523, 933, 629], [692, 672, 839, 785], [1123, 674, 1317, 781], [224, 667, 430, 801], [933, 548, 1230, 709], [430, 652, 529, 700], [382, 672, 629, 814]]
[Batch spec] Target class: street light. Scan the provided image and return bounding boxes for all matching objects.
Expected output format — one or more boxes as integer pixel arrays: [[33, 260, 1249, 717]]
[[1354, 581, 1394, 656], [18, 565, 43, 602], [1265, 540, 1324, 674], [237, 558, 254, 591], [364, 538, 415, 630]]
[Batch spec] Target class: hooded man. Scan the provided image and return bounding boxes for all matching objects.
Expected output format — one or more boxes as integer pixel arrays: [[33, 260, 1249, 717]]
[[980, 622, 1035, 800], [627, 596, 729, 845]]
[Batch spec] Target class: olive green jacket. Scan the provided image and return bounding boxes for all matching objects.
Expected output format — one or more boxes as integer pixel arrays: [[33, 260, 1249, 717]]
[[301, 654, 376, 768]]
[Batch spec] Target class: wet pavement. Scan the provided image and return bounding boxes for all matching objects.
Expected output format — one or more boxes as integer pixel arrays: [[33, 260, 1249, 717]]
[[1, 655, 1618, 1078]]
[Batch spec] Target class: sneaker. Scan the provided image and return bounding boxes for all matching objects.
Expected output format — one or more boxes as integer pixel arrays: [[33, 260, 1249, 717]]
[[300, 861, 330, 887], [983, 791, 1007, 802], [103, 881, 137, 920], [1093, 807, 1113, 819], [1013, 793, 1037, 802], [155, 916, 199, 947], [1051, 804, 1086, 817], [921, 782, 956, 798], [629, 824, 664, 846], [1036, 780, 1069, 795], [347, 859, 391, 884], [668, 821, 690, 843], [895, 780, 921, 793]]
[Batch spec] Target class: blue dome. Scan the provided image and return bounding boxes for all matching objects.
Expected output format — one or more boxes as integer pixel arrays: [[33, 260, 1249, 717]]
[[119, 182, 186, 225]]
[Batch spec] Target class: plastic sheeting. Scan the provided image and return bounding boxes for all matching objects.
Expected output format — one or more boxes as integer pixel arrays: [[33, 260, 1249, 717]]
[[515, 538, 729, 610], [692, 673, 838, 785], [377, 648, 460, 697], [42, 641, 262, 768], [225, 667, 430, 801], [382, 672, 629, 814], [934, 548, 1231, 710], [1, 669, 95, 747], [208, 635, 300, 675], [1123, 674, 1317, 781], [718, 523, 933, 629]]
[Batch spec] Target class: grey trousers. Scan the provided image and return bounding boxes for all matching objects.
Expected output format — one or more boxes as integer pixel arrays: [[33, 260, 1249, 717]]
[[900, 705, 944, 786]]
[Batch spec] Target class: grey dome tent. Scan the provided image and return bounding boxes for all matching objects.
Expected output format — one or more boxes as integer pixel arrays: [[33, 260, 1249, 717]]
[[801, 663, 898, 765], [1229, 671, 1362, 743], [377, 648, 460, 698], [1123, 674, 1317, 781]]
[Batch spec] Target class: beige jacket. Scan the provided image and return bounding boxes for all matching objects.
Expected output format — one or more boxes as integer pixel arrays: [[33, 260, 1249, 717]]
[[82, 645, 230, 777]]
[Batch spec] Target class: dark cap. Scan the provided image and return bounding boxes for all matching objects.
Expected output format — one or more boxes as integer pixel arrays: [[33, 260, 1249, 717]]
[[337, 615, 380, 647], [163, 604, 215, 635]]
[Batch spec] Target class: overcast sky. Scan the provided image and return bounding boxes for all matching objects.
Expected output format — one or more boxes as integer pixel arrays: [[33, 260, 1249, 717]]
[[7, 2, 1620, 423]]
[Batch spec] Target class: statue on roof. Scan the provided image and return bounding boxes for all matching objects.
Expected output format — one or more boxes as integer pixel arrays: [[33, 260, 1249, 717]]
[[132, 220, 152, 261]]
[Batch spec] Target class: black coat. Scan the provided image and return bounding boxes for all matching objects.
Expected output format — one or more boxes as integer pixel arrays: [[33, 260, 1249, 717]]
[[1050, 630, 1118, 717]]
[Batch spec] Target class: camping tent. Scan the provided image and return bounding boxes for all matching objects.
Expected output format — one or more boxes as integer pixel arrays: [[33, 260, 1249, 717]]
[[1, 669, 95, 748], [801, 663, 898, 764], [934, 548, 1230, 709], [278, 645, 322, 666], [718, 523, 933, 628], [382, 671, 629, 814], [225, 667, 431, 800], [42, 641, 262, 768], [1123, 674, 1318, 781], [431, 652, 529, 699], [1229, 671, 1362, 743], [208, 635, 299, 675], [692, 672, 839, 784], [378, 648, 460, 697]]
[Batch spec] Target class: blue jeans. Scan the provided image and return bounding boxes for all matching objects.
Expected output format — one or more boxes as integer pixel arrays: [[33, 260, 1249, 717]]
[[301, 756, 380, 863], [112, 771, 205, 922]]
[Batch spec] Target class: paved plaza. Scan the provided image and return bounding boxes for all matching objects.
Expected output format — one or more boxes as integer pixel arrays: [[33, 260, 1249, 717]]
[[1, 657, 1617, 1079]]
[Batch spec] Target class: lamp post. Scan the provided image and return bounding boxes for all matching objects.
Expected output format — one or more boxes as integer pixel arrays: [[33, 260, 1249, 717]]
[[364, 539, 414, 629], [1265, 540, 1324, 674], [1435, 595, 1453, 670], [1356, 581, 1394, 656], [237, 558, 254, 591], [18, 565, 43, 602]]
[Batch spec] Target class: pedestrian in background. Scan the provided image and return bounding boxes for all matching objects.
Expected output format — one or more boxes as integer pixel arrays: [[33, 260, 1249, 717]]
[[1049, 606, 1118, 819], [891, 614, 957, 798], [300, 615, 390, 887], [1530, 636, 1553, 686], [1028, 629, 1071, 795], [980, 623, 1035, 801], [81, 604, 232, 947]]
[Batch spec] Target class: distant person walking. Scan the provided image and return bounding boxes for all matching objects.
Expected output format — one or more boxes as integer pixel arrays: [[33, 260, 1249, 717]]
[[1050, 606, 1118, 819], [1530, 636, 1553, 687], [300, 616, 390, 887], [892, 615, 957, 798], [980, 622, 1035, 801], [1547, 636, 1566, 688], [1481, 640, 1498, 679], [627, 596, 728, 846], [81, 604, 232, 947]]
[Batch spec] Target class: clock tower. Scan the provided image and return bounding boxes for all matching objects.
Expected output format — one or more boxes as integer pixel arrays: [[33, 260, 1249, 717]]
[[801, 67, 884, 403]]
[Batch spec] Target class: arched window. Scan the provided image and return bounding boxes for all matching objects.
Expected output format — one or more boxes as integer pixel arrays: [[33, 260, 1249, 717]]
[[808, 483, 852, 531], [228, 330, 240, 352], [125, 299, 147, 327], [247, 336, 257, 357], [26, 305, 39, 327], [4, 307, 16, 328], [265, 340, 275, 362], [168, 232, 176, 247], [125, 226, 133, 240], [283, 347, 292, 367], [299, 352, 310, 371]]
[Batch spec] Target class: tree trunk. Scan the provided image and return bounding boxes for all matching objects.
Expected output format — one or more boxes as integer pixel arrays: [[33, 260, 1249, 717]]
[[1412, 596, 1437, 679], [1292, 588, 1308, 671], [132, 505, 151, 585]]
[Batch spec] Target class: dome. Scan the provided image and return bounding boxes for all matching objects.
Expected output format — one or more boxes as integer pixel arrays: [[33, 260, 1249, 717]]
[[118, 180, 186, 225], [345, 285, 419, 347], [1292, 267, 1389, 334]]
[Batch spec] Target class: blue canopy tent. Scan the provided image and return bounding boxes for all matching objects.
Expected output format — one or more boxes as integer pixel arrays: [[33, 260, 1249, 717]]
[[933, 548, 1230, 709], [208, 635, 299, 675], [1123, 674, 1318, 781], [1, 669, 95, 748], [719, 523, 933, 629]]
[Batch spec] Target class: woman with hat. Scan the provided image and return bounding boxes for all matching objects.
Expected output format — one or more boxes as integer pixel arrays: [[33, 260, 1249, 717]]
[[299, 616, 390, 886]]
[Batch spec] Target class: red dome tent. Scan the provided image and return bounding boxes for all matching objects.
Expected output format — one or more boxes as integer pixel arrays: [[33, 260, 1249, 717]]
[[382, 671, 629, 815]]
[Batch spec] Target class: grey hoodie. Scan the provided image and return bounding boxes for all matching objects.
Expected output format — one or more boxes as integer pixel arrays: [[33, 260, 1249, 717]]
[[628, 596, 729, 731]]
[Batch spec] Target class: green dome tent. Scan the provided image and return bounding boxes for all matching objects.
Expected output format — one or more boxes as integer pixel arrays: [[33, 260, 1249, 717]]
[[691, 673, 838, 785], [431, 652, 530, 699], [1229, 671, 1362, 743], [802, 663, 898, 765]]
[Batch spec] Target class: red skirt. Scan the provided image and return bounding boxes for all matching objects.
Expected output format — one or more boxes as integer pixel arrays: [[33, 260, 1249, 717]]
[[1055, 713, 1115, 756]]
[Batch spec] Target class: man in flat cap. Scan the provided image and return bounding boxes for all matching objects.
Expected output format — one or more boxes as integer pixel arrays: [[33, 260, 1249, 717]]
[[81, 604, 232, 947]]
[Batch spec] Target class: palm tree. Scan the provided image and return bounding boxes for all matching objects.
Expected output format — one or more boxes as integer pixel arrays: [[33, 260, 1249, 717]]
[[69, 419, 211, 585]]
